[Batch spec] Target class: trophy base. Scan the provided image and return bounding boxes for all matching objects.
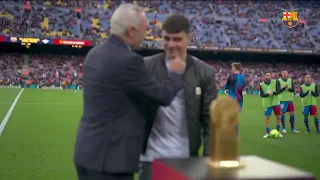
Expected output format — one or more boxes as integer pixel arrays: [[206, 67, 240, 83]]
[[206, 159, 245, 169], [151, 155, 315, 180], [206, 159, 245, 178]]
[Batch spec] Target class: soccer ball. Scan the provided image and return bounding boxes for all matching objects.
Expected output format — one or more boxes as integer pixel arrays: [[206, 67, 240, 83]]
[[270, 129, 279, 138]]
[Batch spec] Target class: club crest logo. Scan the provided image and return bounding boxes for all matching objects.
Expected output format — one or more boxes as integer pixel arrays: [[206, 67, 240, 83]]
[[282, 11, 299, 28]]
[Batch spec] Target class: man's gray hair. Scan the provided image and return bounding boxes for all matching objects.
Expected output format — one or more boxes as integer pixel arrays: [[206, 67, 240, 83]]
[[110, 3, 145, 36]]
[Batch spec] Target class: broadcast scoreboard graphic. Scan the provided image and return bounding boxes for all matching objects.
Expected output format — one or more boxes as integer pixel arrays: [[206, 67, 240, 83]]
[[0, 35, 91, 48]]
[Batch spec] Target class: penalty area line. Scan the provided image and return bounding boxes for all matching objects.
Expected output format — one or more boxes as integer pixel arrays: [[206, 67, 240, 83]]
[[0, 88, 24, 136]]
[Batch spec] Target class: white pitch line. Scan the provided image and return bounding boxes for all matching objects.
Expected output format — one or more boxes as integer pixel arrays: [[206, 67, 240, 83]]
[[0, 88, 24, 136]]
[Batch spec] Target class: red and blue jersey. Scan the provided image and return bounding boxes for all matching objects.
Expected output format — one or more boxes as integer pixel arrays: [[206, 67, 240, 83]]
[[225, 73, 245, 103]]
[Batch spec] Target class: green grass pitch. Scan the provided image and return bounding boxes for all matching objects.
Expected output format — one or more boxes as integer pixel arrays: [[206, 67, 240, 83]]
[[0, 88, 319, 180]]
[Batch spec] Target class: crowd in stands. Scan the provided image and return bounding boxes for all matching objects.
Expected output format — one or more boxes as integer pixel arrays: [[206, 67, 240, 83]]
[[0, 1, 319, 91], [0, 53, 22, 86], [1, 53, 319, 93], [0, 1, 320, 50], [28, 55, 83, 88]]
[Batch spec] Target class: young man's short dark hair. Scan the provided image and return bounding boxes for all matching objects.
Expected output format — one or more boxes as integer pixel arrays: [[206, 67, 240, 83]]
[[162, 14, 190, 34], [231, 62, 242, 71]]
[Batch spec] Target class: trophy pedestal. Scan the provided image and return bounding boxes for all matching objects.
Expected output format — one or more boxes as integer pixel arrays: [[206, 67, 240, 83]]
[[151, 155, 315, 180]]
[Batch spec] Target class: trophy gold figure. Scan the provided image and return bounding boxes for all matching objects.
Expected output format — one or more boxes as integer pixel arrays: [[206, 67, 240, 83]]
[[207, 96, 244, 178]]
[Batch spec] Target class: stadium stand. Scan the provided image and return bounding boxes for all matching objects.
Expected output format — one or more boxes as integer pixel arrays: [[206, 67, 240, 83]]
[[28, 54, 83, 88], [1, 0, 320, 49], [1, 52, 317, 94], [0, 0, 319, 92], [0, 53, 23, 85]]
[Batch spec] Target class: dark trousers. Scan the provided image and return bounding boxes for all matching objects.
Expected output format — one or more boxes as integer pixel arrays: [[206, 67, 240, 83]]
[[76, 165, 134, 180], [139, 162, 152, 180]]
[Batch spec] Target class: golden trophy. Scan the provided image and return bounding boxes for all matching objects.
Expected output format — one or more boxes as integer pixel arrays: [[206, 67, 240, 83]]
[[207, 96, 244, 178], [151, 96, 315, 180]]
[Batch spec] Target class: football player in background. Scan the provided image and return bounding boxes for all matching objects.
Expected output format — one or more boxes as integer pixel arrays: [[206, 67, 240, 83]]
[[224, 62, 245, 136], [278, 71, 300, 133], [259, 72, 283, 138], [300, 74, 320, 134]]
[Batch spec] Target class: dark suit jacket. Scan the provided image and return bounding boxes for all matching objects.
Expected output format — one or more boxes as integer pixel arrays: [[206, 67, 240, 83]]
[[74, 35, 184, 174], [142, 53, 218, 156]]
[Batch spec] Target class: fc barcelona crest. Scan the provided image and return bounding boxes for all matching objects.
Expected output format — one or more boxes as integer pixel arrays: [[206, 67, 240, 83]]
[[282, 11, 299, 28]]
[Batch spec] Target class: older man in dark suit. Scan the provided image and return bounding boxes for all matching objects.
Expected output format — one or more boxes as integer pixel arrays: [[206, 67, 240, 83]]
[[74, 4, 185, 180], [139, 14, 218, 180]]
